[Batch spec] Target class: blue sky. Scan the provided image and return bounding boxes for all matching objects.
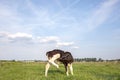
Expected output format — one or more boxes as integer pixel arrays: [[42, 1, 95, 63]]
[[0, 0, 120, 60]]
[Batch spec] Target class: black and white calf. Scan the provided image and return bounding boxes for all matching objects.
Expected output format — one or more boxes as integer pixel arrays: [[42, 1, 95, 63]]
[[45, 49, 74, 77]]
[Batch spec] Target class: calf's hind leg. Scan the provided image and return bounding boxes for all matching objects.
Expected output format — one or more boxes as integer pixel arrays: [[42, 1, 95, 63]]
[[45, 54, 60, 76], [45, 62, 50, 77]]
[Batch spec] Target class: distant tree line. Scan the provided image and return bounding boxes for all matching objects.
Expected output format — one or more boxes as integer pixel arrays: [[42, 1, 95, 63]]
[[0, 58, 120, 62], [74, 58, 97, 62], [74, 58, 120, 62]]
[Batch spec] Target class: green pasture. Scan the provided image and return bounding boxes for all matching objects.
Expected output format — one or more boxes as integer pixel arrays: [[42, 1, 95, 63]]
[[0, 61, 120, 80]]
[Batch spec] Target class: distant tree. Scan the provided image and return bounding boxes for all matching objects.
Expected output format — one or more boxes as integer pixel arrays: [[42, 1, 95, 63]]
[[12, 59, 16, 62], [116, 59, 120, 61], [98, 58, 103, 62]]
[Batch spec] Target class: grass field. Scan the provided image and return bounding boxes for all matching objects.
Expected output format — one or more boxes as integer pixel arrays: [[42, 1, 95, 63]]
[[0, 61, 120, 80]]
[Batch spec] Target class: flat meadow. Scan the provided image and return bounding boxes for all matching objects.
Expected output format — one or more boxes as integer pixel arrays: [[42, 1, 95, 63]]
[[0, 61, 120, 80]]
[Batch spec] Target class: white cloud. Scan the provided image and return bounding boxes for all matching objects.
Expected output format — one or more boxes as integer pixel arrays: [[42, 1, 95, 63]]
[[0, 32, 33, 43], [0, 32, 32, 39], [72, 46, 79, 49], [56, 42, 74, 47], [0, 31, 77, 47], [9, 32, 33, 43], [8, 32, 32, 39], [37, 36, 59, 43], [0, 31, 9, 37]]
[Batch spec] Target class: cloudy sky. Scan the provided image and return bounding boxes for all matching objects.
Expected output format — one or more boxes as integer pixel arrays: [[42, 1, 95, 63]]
[[0, 0, 120, 60]]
